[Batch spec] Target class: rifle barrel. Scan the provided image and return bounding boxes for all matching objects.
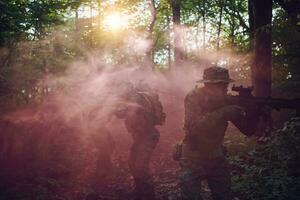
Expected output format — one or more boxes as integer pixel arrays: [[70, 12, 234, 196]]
[[226, 95, 300, 110]]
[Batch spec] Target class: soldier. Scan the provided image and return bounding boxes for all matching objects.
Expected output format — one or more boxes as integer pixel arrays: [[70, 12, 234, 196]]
[[175, 66, 261, 200], [115, 81, 166, 200]]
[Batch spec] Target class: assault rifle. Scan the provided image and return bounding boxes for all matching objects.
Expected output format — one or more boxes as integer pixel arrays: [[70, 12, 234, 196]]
[[226, 85, 300, 116], [224, 85, 300, 136]]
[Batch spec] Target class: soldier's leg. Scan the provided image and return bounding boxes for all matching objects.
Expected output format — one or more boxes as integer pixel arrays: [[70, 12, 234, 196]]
[[207, 159, 232, 200], [130, 136, 158, 199], [179, 168, 203, 200]]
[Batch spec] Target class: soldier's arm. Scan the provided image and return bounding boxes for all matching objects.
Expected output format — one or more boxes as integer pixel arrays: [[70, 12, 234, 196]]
[[221, 105, 259, 136], [184, 93, 257, 136]]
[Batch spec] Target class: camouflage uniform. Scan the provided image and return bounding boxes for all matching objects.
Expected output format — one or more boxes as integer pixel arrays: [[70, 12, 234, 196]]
[[117, 84, 165, 200], [179, 66, 258, 200]]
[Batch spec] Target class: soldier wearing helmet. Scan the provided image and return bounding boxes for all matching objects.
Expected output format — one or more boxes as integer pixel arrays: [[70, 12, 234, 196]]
[[176, 65, 260, 200]]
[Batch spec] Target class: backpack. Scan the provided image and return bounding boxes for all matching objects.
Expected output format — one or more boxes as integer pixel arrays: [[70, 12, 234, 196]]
[[138, 91, 166, 125]]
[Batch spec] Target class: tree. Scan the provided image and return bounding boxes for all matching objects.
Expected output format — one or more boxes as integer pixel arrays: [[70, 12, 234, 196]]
[[273, 0, 300, 83], [170, 0, 184, 67], [27, 0, 69, 39], [251, 0, 272, 97], [0, 0, 82, 101], [146, 0, 158, 68], [248, 0, 254, 48], [216, 0, 224, 51], [0, 0, 30, 47], [275, 0, 300, 28], [221, 0, 250, 50]]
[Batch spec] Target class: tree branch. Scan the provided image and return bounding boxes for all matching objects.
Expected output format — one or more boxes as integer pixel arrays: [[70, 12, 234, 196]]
[[149, 0, 158, 33], [224, 4, 250, 33]]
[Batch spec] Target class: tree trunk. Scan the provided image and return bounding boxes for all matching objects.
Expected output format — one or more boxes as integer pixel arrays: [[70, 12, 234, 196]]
[[75, 7, 79, 32], [251, 0, 272, 97], [216, 0, 224, 51], [248, 0, 255, 49], [201, 2, 206, 53], [146, 0, 157, 69], [167, 12, 172, 69], [97, 0, 102, 25], [171, 0, 184, 67], [89, 1, 93, 47], [195, 15, 201, 55], [229, 14, 235, 46], [275, 0, 300, 81], [41, 60, 49, 101]]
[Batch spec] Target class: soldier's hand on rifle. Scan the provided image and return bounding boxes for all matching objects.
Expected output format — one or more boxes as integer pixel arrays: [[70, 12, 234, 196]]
[[219, 105, 246, 122]]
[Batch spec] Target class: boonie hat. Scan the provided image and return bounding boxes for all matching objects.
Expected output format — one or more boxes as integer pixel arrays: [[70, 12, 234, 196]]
[[197, 66, 234, 83]]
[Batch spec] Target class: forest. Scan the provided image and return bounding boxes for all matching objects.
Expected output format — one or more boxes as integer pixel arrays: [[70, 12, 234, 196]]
[[0, 0, 300, 200]]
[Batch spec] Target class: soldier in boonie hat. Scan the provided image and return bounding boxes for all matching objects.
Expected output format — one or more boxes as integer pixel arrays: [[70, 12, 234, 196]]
[[197, 65, 234, 83], [175, 65, 260, 200]]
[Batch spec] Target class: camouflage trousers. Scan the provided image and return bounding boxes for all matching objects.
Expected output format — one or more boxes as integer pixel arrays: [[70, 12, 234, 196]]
[[129, 131, 159, 200], [179, 157, 232, 200]]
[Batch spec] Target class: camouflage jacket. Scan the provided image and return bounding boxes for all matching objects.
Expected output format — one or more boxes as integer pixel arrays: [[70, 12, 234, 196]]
[[183, 86, 258, 156]]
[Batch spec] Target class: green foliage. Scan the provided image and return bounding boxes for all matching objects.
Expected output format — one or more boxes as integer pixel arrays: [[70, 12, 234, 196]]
[[0, 0, 299, 102], [229, 118, 300, 200], [27, 0, 69, 39], [0, 0, 73, 45], [0, 0, 80, 102], [0, 0, 30, 46], [272, 6, 300, 86]]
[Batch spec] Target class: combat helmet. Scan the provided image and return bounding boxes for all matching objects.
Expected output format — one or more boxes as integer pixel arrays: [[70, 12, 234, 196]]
[[197, 65, 234, 83]]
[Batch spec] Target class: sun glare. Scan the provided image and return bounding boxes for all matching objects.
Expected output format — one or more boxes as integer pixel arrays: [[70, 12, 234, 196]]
[[103, 12, 129, 31]]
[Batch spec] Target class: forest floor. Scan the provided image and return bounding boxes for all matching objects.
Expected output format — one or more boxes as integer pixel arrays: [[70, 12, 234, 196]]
[[66, 136, 212, 200], [71, 124, 249, 200]]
